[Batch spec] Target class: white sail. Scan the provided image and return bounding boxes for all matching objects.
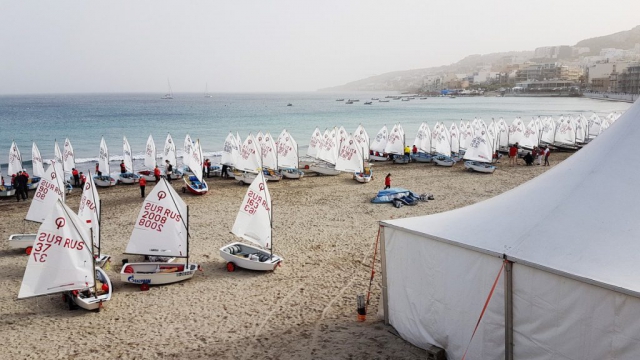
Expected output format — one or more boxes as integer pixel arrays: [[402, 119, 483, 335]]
[[317, 127, 338, 164], [496, 118, 509, 149], [163, 133, 177, 167], [433, 125, 451, 157], [414, 123, 428, 148], [232, 171, 272, 249], [307, 128, 323, 158], [509, 118, 525, 145], [450, 123, 460, 154], [8, 141, 22, 176], [588, 113, 602, 138], [353, 124, 370, 160], [123, 136, 134, 173], [144, 135, 156, 169], [463, 125, 493, 163], [63, 138, 75, 175], [78, 172, 100, 249], [337, 126, 348, 147], [221, 132, 239, 167], [420, 124, 432, 153], [99, 137, 110, 176], [555, 117, 576, 145], [519, 124, 538, 150], [370, 125, 388, 153], [54, 141, 63, 165], [190, 139, 204, 182], [125, 178, 188, 257], [384, 124, 404, 155], [575, 116, 587, 143], [25, 161, 66, 223], [183, 134, 194, 167], [277, 132, 298, 169], [336, 135, 364, 173], [540, 118, 556, 145], [31, 142, 45, 177], [18, 200, 94, 299], [261, 132, 278, 170], [236, 134, 261, 173]]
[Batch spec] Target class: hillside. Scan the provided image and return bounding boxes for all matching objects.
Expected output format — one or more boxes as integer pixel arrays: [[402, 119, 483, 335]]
[[575, 25, 640, 55]]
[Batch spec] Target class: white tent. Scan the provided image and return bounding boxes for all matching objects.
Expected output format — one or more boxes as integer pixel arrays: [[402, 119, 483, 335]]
[[380, 100, 640, 359]]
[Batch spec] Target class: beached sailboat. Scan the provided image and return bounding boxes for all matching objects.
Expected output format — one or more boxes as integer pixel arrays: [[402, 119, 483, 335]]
[[0, 165, 16, 197], [94, 137, 117, 187], [4, 141, 23, 195], [309, 127, 341, 175], [118, 136, 140, 184], [63, 138, 75, 179], [18, 199, 112, 311], [8, 161, 66, 253], [120, 178, 198, 289], [412, 123, 433, 163], [302, 127, 323, 169], [235, 134, 262, 184], [182, 139, 208, 195], [137, 135, 158, 182], [277, 130, 304, 179], [432, 123, 455, 167], [259, 132, 282, 181], [161, 79, 174, 99], [370, 125, 390, 161], [182, 134, 195, 175], [30, 142, 44, 190], [163, 133, 183, 180], [221, 132, 240, 170], [220, 170, 283, 272], [463, 124, 496, 174], [336, 134, 371, 183], [78, 172, 110, 267], [386, 124, 409, 164]]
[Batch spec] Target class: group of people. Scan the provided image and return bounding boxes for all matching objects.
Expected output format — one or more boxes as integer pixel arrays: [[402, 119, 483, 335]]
[[11, 170, 30, 202], [512, 142, 550, 167]]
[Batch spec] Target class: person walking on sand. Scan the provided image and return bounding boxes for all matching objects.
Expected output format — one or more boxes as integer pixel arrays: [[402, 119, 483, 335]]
[[153, 165, 161, 182], [139, 176, 147, 198], [384, 173, 391, 190], [544, 146, 550, 166]]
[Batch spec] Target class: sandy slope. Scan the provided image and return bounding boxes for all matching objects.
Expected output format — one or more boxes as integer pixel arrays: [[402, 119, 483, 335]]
[[0, 154, 568, 359]]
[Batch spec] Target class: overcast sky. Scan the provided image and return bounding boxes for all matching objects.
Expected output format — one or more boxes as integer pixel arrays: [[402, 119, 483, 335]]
[[1, 0, 639, 94]]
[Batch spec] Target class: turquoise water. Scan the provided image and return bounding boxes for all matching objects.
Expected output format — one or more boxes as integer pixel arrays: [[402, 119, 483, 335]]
[[0, 92, 631, 174]]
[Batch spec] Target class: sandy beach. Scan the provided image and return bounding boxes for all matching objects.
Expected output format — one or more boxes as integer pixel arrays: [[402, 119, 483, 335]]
[[0, 153, 570, 359]]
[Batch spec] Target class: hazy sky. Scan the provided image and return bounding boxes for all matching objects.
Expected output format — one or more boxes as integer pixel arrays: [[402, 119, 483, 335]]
[[1, 0, 639, 94]]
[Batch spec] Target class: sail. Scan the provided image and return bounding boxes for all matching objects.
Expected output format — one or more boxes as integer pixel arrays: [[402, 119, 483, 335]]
[[232, 171, 272, 249], [221, 132, 239, 166], [414, 123, 428, 148], [123, 136, 134, 173], [420, 124, 432, 153], [370, 126, 388, 153], [163, 133, 177, 167], [317, 127, 338, 164], [236, 134, 261, 173], [31, 142, 45, 177], [353, 124, 370, 160], [463, 125, 493, 163], [8, 141, 22, 176], [277, 132, 298, 169], [433, 125, 451, 157], [183, 134, 194, 168], [54, 141, 63, 165], [144, 135, 156, 169], [509, 118, 525, 145], [384, 124, 404, 155], [307, 128, 323, 158], [18, 200, 94, 299], [335, 135, 364, 173], [540, 118, 556, 144], [261, 133, 278, 170], [555, 117, 576, 145], [337, 126, 348, 147], [99, 137, 110, 176], [77, 172, 100, 249], [450, 123, 460, 154], [63, 138, 75, 175], [125, 178, 188, 257], [588, 113, 602, 138], [26, 161, 66, 223], [496, 118, 509, 149], [190, 139, 204, 182]]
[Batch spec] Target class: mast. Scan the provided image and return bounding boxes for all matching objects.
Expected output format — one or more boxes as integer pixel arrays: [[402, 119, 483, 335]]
[[186, 205, 189, 267], [60, 201, 96, 297], [98, 199, 102, 258]]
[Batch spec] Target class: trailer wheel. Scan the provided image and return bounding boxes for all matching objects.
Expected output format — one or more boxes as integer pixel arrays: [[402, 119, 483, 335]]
[[226, 262, 236, 272], [140, 283, 150, 291], [25, 246, 33, 255]]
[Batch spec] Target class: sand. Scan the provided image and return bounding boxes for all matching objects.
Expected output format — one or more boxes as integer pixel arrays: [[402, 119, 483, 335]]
[[0, 154, 569, 359]]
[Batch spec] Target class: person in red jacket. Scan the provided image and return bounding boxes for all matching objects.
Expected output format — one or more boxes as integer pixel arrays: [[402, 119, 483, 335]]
[[72, 168, 80, 186], [153, 165, 161, 182], [384, 173, 391, 190], [139, 176, 147, 198], [79, 172, 86, 187]]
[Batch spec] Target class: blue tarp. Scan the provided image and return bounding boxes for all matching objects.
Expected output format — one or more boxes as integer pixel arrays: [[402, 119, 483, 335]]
[[371, 188, 421, 204]]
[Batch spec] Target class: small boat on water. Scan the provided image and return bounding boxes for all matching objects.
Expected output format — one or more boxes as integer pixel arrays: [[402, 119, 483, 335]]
[[364, 101, 372, 105], [220, 171, 283, 272], [94, 137, 117, 187], [182, 139, 208, 195], [345, 101, 354, 104], [401, 98, 410, 102], [379, 99, 390, 102], [420, 97, 428, 100], [121, 178, 198, 290], [18, 199, 112, 312], [204, 83, 213, 98], [348, 99, 360, 102], [336, 99, 344, 101], [161, 79, 173, 99], [371, 98, 379, 100]]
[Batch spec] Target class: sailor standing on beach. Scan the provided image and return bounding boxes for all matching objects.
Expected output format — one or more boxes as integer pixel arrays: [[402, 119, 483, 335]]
[[139, 176, 147, 198], [384, 173, 391, 190], [164, 160, 172, 182]]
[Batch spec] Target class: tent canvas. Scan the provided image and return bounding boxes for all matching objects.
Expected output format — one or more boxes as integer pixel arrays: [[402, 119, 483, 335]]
[[380, 99, 640, 359]]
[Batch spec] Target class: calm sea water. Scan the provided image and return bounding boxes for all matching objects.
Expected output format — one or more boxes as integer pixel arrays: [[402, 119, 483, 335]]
[[0, 92, 631, 175]]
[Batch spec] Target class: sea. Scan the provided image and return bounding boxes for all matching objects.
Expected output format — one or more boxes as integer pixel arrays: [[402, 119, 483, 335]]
[[0, 92, 631, 177]]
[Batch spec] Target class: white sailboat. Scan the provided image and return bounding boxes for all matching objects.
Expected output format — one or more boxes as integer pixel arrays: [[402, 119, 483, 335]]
[[9, 161, 66, 253], [260, 132, 282, 181], [182, 139, 208, 195], [78, 172, 110, 267], [277, 130, 304, 179], [385, 124, 409, 164], [310, 127, 341, 175], [63, 138, 75, 179], [94, 137, 117, 187], [220, 170, 283, 272], [30, 142, 45, 190], [182, 134, 194, 175], [336, 134, 371, 183], [161, 79, 174, 99], [4, 141, 22, 196], [138, 135, 158, 181], [18, 199, 112, 311], [120, 178, 198, 289], [370, 125, 389, 161], [302, 127, 323, 169], [235, 134, 262, 184], [163, 133, 183, 180], [204, 83, 212, 98], [464, 124, 496, 174], [412, 123, 433, 163], [118, 136, 140, 184]]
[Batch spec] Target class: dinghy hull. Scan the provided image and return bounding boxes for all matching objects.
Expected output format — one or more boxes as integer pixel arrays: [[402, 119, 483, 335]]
[[118, 172, 140, 184], [8, 233, 36, 251], [220, 242, 282, 272], [281, 168, 304, 179], [94, 176, 117, 187], [137, 170, 157, 182], [235, 172, 257, 185], [70, 267, 112, 311], [309, 164, 340, 176], [27, 177, 42, 190], [433, 156, 456, 167], [182, 176, 208, 195], [120, 262, 198, 286], [464, 161, 496, 173]]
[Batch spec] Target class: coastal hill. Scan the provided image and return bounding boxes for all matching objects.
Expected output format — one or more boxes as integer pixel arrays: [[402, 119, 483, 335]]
[[322, 25, 640, 92]]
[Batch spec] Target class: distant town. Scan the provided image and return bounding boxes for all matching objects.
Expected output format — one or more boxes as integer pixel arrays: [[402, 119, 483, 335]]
[[325, 25, 640, 101]]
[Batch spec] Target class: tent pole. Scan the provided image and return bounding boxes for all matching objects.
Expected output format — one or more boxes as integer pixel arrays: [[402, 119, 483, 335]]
[[380, 225, 389, 325], [504, 259, 514, 360]]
